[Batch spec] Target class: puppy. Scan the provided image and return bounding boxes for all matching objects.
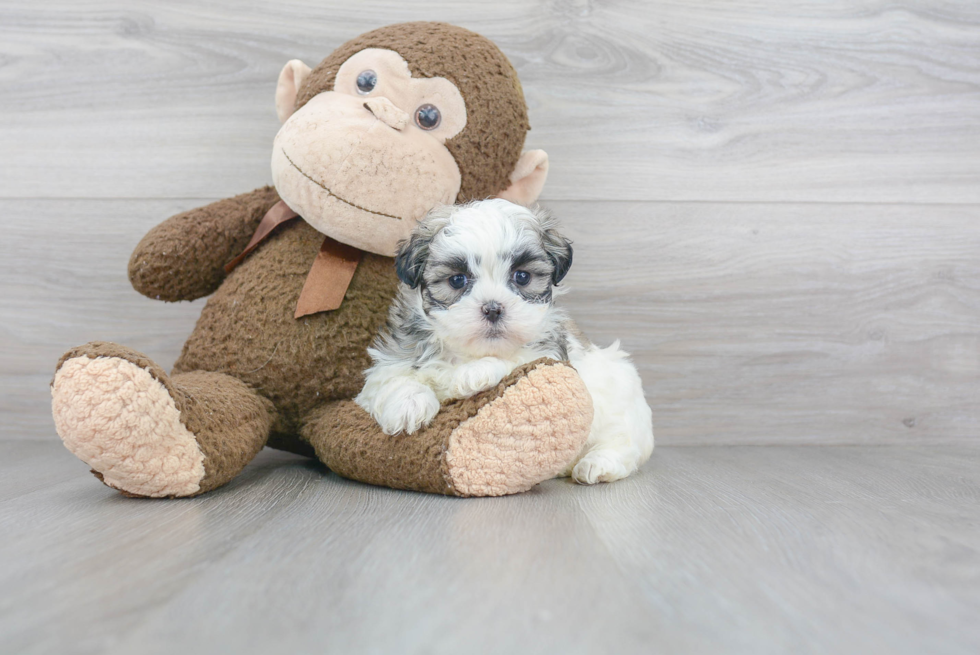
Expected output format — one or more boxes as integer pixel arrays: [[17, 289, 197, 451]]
[[355, 199, 654, 484]]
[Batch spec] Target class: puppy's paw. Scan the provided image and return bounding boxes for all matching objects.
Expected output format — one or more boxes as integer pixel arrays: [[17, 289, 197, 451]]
[[450, 358, 511, 398], [372, 382, 440, 435], [571, 449, 635, 485]]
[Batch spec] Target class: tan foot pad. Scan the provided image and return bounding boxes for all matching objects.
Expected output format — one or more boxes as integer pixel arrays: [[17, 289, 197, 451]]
[[446, 361, 594, 497], [51, 356, 205, 498]]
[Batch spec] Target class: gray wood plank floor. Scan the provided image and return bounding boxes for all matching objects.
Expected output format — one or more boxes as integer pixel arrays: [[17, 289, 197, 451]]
[[2, 442, 978, 655]]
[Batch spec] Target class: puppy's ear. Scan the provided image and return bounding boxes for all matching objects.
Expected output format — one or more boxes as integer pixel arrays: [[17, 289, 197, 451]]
[[397, 204, 456, 288], [543, 229, 573, 284], [394, 233, 429, 289], [531, 205, 573, 284]]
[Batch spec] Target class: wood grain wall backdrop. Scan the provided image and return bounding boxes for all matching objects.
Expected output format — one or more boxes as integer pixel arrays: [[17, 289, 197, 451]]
[[1, 1, 978, 444], [3, 0, 979, 202]]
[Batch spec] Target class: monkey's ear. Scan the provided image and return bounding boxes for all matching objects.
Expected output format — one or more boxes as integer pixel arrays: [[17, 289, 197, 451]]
[[275, 60, 312, 123], [498, 150, 549, 206]]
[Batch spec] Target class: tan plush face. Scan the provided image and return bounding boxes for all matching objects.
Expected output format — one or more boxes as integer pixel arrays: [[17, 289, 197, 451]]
[[272, 49, 467, 256], [272, 22, 551, 256]]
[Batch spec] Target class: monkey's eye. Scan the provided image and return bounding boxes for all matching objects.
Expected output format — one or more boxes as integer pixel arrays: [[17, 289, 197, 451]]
[[415, 104, 441, 130], [513, 271, 531, 286], [448, 273, 468, 289], [356, 70, 377, 95]]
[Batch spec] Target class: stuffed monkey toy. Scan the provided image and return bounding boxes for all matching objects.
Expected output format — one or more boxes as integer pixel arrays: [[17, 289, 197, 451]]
[[50, 22, 594, 498]]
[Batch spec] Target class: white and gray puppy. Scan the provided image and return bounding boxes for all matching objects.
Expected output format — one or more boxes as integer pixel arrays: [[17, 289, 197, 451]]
[[355, 199, 653, 484]]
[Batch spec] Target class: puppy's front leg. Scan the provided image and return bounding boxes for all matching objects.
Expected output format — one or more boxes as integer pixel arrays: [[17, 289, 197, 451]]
[[448, 357, 512, 399], [355, 369, 440, 436]]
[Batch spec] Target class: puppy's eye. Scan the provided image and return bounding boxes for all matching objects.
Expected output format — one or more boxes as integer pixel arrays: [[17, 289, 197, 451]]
[[415, 104, 441, 130], [513, 270, 531, 286], [356, 70, 377, 94], [448, 273, 468, 289]]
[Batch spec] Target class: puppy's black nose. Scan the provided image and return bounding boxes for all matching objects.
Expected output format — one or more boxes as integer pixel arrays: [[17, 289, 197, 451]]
[[482, 301, 503, 324]]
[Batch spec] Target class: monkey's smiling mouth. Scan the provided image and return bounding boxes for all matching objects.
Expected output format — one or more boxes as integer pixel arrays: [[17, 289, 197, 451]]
[[282, 149, 402, 221]]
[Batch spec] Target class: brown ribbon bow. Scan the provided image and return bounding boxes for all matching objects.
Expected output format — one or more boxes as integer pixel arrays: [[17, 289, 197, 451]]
[[224, 201, 362, 318]]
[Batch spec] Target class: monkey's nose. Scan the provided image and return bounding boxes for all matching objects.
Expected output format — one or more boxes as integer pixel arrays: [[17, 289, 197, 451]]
[[482, 301, 503, 324], [363, 97, 409, 131]]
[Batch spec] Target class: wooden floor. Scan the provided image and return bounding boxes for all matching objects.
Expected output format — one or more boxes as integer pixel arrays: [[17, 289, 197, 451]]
[[1, 442, 978, 655]]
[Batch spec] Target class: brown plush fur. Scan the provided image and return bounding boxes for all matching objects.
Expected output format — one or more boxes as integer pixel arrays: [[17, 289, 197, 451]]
[[171, 193, 401, 442], [295, 22, 529, 203], [170, 370, 276, 494], [303, 360, 564, 495], [52, 22, 590, 497], [129, 186, 281, 302]]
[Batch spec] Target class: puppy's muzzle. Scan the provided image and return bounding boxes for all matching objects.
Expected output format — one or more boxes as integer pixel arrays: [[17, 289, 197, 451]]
[[481, 301, 503, 324]]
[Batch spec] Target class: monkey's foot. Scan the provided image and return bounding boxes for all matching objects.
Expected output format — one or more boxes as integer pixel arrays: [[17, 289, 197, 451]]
[[307, 359, 594, 497], [51, 342, 206, 498], [444, 360, 593, 496]]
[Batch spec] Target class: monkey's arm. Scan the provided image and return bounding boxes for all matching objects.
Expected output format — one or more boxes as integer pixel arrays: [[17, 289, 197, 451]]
[[128, 186, 280, 302]]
